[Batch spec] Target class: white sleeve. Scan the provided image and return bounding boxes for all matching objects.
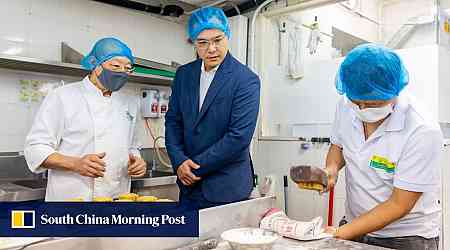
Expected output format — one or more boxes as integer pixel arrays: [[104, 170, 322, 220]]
[[394, 127, 443, 193], [24, 90, 64, 173], [330, 100, 343, 148], [128, 96, 142, 158]]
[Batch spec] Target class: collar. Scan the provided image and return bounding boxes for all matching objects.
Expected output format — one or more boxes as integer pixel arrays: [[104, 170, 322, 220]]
[[201, 61, 220, 74], [384, 94, 408, 132], [82, 76, 111, 98]]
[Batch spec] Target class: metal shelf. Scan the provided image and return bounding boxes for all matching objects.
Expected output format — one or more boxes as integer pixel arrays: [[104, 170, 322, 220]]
[[0, 54, 173, 86]]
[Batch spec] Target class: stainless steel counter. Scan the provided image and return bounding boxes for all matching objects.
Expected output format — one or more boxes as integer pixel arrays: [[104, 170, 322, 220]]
[[275, 237, 391, 249], [0, 179, 46, 201], [212, 237, 391, 250], [131, 172, 179, 201], [0, 173, 178, 201], [17, 197, 391, 250], [131, 175, 177, 188]]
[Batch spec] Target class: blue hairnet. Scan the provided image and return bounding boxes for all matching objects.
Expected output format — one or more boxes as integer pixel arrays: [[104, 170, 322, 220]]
[[335, 43, 409, 101], [188, 7, 230, 41], [81, 37, 134, 71]]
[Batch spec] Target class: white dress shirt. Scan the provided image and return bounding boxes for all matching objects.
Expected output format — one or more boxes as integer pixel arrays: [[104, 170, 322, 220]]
[[199, 62, 219, 111]]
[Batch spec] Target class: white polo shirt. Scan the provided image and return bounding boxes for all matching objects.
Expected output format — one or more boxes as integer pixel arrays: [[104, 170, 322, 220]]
[[331, 94, 443, 238]]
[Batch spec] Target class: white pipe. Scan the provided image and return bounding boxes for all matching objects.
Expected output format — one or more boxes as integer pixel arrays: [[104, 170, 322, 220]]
[[249, 0, 276, 71], [248, 0, 274, 144], [263, 0, 347, 18]]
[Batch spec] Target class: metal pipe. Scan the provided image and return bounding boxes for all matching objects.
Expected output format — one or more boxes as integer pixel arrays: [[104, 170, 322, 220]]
[[263, 0, 347, 18]]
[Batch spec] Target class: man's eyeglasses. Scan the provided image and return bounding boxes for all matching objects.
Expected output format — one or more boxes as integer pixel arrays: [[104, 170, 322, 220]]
[[195, 36, 225, 51]]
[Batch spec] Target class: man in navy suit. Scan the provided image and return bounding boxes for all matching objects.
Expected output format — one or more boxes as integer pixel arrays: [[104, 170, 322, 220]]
[[165, 7, 261, 209]]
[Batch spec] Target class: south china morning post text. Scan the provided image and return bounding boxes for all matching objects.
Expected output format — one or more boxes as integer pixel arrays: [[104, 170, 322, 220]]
[[0, 202, 199, 237], [40, 214, 186, 227]]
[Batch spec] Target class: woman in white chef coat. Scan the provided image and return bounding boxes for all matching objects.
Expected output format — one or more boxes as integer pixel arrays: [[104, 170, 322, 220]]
[[324, 43, 442, 250], [24, 37, 146, 201]]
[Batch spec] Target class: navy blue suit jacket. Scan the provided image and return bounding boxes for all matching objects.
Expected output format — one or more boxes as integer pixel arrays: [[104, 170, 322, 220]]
[[165, 53, 260, 203]]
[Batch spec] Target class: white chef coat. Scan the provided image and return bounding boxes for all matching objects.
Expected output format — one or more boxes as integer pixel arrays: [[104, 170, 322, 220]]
[[331, 94, 442, 238], [24, 76, 141, 201]]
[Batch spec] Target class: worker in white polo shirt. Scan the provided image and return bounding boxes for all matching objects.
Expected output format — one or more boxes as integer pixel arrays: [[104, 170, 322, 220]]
[[324, 43, 442, 250]]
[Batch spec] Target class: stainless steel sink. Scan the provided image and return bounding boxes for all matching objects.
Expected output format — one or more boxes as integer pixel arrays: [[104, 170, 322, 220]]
[[12, 179, 47, 189], [145, 170, 174, 178], [131, 171, 178, 201], [0, 179, 46, 201]]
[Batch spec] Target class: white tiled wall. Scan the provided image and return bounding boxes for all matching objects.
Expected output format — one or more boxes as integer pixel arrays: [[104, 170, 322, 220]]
[[0, 67, 170, 152], [0, 0, 195, 65], [0, 69, 78, 152]]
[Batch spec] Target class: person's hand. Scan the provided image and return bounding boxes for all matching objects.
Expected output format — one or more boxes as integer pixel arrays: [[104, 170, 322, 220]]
[[176, 159, 201, 186], [128, 154, 147, 177], [325, 226, 339, 238], [71, 153, 106, 178], [321, 165, 339, 193]]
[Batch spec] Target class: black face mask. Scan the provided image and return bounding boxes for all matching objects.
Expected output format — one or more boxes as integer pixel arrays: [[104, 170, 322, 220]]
[[98, 67, 129, 92]]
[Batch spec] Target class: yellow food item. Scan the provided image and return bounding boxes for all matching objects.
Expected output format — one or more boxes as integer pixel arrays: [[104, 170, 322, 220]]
[[66, 198, 84, 202], [118, 193, 139, 201], [297, 182, 325, 192], [93, 197, 113, 202], [115, 199, 134, 202], [136, 196, 159, 202], [157, 199, 175, 202]]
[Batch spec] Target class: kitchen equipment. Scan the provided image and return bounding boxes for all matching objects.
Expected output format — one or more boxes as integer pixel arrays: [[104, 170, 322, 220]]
[[175, 238, 219, 250], [221, 228, 280, 250], [0, 181, 46, 201]]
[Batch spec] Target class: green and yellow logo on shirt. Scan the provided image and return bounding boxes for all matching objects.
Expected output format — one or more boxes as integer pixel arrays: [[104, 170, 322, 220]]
[[369, 155, 396, 174]]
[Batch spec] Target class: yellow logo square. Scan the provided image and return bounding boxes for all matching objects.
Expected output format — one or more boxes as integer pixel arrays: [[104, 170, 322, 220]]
[[11, 210, 35, 229]]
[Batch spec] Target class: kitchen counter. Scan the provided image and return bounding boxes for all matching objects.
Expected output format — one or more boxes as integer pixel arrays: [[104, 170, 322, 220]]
[[131, 173, 177, 188], [276, 237, 390, 249], [18, 197, 391, 250], [131, 171, 179, 200], [0, 179, 46, 201], [0, 171, 177, 201], [211, 237, 391, 250]]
